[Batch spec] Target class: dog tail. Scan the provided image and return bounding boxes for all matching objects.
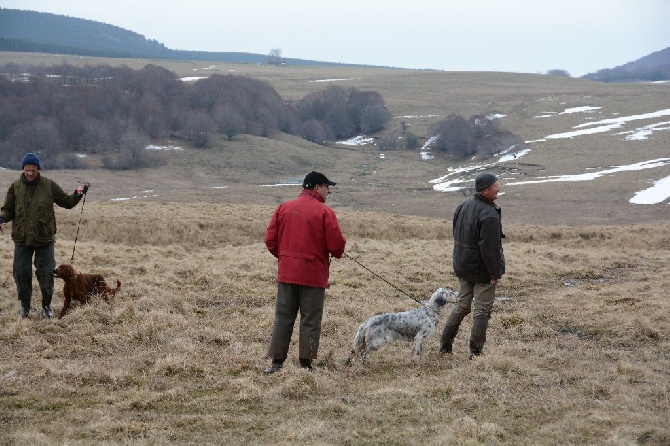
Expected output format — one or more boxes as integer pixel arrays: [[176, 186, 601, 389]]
[[111, 279, 121, 295]]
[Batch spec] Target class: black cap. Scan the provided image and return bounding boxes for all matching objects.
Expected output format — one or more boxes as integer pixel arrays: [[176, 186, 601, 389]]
[[303, 171, 336, 189], [475, 172, 498, 192]]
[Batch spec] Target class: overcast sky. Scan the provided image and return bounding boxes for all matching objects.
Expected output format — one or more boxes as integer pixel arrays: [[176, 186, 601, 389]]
[[2, 0, 669, 76]]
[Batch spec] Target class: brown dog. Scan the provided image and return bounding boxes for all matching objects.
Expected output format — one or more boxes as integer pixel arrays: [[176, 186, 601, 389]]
[[52, 264, 121, 318]]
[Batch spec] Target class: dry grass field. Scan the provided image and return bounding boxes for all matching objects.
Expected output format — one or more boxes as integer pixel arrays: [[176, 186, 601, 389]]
[[0, 52, 669, 444], [0, 203, 668, 445]]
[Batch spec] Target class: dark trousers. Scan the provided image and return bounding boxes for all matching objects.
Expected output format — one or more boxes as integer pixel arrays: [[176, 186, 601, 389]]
[[267, 283, 325, 362], [13, 244, 55, 309]]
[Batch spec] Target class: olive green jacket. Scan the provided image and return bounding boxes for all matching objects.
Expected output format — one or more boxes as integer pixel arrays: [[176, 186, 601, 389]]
[[1, 173, 82, 246]]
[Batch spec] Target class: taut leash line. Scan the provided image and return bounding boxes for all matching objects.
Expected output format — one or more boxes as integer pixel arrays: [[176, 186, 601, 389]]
[[343, 252, 422, 305]]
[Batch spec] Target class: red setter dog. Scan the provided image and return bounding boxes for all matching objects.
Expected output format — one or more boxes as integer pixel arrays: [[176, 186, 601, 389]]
[[52, 264, 121, 318]]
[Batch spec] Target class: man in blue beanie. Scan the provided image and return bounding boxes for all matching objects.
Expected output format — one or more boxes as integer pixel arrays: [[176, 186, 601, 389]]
[[0, 152, 90, 319]]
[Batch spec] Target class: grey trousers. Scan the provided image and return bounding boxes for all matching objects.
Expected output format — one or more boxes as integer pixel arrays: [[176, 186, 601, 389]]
[[267, 283, 325, 361], [13, 244, 56, 309], [440, 278, 496, 352], [454, 278, 496, 319]]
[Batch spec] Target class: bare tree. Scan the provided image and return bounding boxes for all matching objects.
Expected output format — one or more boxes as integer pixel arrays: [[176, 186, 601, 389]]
[[300, 119, 332, 145], [10, 117, 64, 158], [360, 104, 392, 133], [403, 131, 419, 150], [0, 141, 23, 169], [268, 48, 283, 65], [546, 69, 571, 77], [102, 130, 161, 170], [184, 111, 215, 148], [214, 104, 246, 140], [255, 106, 279, 137], [467, 115, 498, 140], [429, 114, 473, 157]]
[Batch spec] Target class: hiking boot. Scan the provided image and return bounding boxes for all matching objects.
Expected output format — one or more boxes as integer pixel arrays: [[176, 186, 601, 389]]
[[263, 360, 283, 374], [299, 358, 314, 371], [440, 344, 453, 354], [20, 307, 30, 319], [440, 310, 467, 354], [42, 306, 53, 319], [469, 316, 489, 359]]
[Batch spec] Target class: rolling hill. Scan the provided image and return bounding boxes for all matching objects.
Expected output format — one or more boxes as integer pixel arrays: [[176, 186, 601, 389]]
[[0, 8, 383, 67], [0, 52, 668, 227]]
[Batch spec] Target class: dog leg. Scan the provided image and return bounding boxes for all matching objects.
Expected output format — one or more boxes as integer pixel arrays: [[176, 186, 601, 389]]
[[362, 336, 387, 364], [412, 338, 425, 365], [59, 294, 71, 318]]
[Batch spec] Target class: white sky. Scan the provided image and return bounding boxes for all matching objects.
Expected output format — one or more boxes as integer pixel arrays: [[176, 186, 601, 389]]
[[2, 0, 669, 76]]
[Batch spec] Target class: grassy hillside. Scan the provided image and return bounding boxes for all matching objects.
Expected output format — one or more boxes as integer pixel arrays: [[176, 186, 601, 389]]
[[0, 203, 668, 444], [0, 52, 669, 444]]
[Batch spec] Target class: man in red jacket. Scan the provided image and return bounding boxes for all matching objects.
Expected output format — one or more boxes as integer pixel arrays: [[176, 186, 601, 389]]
[[263, 171, 346, 374]]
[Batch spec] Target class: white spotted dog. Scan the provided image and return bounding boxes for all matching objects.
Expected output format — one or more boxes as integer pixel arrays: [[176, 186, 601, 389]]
[[347, 287, 458, 365]]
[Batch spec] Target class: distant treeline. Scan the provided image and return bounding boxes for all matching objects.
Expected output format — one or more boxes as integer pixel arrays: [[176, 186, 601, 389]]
[[582, 65, 670, 83], [0, 63, 392, 169]]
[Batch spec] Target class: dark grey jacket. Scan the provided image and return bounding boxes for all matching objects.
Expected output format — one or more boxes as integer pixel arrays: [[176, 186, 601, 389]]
[[452, 193, 505, 283]]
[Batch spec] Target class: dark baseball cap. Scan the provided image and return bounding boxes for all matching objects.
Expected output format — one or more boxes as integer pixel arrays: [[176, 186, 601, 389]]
[[302, 171, 336, 188]]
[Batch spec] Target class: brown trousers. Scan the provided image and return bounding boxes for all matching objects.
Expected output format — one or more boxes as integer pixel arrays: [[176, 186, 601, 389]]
[[267, 283, 325, 361]]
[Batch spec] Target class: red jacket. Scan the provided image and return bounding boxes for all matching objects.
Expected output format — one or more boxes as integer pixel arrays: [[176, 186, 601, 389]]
[[265, 189, 346, 288]]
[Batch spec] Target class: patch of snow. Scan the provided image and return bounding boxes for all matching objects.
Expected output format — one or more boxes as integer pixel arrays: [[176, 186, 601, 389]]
[[395, 114, 440, 119], [309, 78, 359, 83], [625, 121, 670, 141], [506, 158, 670, 186], [498, 148, 531, 163], [629, 175, 670, 204], [179, 76, 207, 82], [337, 136, 375, 146], [145, 145, 183, 151], [560, 106, 601, 114]]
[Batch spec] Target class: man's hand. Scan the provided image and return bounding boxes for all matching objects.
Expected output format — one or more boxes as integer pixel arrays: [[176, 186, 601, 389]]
[[76, 183, 90, 195]]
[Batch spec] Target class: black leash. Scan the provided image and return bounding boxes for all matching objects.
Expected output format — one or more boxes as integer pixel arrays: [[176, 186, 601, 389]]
[[69, 185, 90, 264], [343, 252, 422, 305]]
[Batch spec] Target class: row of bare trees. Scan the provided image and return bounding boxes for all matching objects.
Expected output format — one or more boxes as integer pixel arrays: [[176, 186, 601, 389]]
[[0, 63, 392, 169]]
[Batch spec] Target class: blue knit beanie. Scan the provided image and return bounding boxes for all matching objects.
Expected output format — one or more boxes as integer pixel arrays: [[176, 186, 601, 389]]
[[21, 152, 41, 170]]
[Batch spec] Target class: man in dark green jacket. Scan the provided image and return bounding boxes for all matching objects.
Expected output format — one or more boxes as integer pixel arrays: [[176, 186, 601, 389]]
[[0, 153, 89, 319], [440, 172, 505, 358]]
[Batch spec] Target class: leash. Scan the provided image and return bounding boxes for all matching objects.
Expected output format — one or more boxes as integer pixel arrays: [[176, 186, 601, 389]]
[[70, 184, 90, 264], [343, 252, 423, 305]]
